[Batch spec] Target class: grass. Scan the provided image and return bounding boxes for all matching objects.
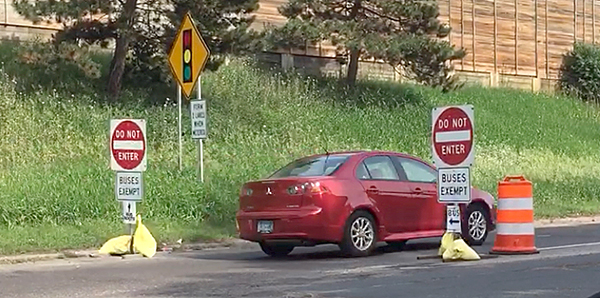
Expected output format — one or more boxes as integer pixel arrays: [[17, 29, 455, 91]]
[[0, 40, 600, 255]]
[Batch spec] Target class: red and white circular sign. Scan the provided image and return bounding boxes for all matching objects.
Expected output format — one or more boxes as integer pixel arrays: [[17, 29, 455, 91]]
[[110, 119, 146, 171], [432, 106, 474, 167]]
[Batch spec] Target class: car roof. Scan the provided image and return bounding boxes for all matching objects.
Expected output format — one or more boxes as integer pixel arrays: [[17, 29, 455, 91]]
[[300, 150, 422, 160]]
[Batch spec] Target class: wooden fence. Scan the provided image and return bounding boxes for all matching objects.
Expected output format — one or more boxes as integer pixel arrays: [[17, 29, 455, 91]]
[[254, 0, 600, 91], [1, 0, 596, 91], [0, 0, 60, 41]]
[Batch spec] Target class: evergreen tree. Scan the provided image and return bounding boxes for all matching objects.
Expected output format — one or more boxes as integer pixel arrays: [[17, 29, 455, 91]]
[[13, 0, 261, 100], [265, 0, 465, 90]]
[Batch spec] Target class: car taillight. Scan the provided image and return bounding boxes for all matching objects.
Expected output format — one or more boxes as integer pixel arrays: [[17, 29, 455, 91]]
[[287, 182, 328, 195], [239, 186, 253, 197]]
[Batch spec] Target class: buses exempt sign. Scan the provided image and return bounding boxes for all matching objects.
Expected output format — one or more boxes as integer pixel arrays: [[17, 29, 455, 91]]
[[432, 104, 474, 206], [115, 172, 143, 201], [110, 119, 146, 226], [437, 165, 471, 203]]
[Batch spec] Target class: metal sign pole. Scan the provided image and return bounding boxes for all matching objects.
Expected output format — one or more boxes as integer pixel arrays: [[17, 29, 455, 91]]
[[198, 75, 204, 183], [127, 201, 134, 254], [454, 203, 461, 238], [178, 84, 183, 172], [120, 200, 137, 253], [199, 139, 204, 182]]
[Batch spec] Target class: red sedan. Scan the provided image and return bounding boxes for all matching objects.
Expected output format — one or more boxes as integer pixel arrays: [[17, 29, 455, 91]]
[[236, 150, 496, 257]]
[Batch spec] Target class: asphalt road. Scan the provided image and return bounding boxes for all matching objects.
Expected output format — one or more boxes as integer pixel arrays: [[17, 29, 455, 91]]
[[2, 224, 600, 298]]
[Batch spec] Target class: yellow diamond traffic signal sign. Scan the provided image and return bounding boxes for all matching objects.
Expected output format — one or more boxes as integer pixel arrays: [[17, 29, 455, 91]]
[[167, 12, 210, 99]]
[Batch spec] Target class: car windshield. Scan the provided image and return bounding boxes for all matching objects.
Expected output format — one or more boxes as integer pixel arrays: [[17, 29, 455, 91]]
[[268, 154, 351, 178]]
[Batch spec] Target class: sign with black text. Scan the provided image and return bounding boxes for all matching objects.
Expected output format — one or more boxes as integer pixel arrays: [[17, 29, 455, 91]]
[[122, 201, 136, 224], [446, 205, 461, 233], [115, 172, 143, 201], [190, 99, 207, 139], [437, 167, 471, 203]]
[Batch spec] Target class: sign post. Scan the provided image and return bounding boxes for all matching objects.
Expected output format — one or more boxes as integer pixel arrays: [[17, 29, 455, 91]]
[[178, 84, 183, 171], [431, 105, 475, 237], [167, 12, 211, 177], [190, 86, 207, 182], [110, 119, 147, 241]]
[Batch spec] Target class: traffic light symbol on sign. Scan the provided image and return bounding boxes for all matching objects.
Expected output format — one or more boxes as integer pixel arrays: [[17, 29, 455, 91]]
[[167, 12, 211, 99], [182, 29, 192, 83]]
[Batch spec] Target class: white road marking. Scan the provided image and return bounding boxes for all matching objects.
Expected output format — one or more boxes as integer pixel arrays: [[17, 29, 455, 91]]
[[322, 264, 430, 275], [538, 241, 600, 251]]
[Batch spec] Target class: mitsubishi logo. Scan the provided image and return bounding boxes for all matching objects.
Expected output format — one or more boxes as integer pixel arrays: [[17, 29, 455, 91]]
[[266, 187, 272, 195]]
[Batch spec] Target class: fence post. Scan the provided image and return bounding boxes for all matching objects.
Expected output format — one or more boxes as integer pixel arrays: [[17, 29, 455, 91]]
[[281, 53, 294, 72]]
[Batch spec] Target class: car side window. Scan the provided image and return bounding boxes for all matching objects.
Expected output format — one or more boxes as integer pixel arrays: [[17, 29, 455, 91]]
[[356, 162, 371, 180], [361, 156, 400, 180], [396, 157, 437, 183]]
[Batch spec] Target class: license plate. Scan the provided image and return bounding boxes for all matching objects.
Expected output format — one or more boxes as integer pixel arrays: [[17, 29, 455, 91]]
[[257, 220, 273, 233]]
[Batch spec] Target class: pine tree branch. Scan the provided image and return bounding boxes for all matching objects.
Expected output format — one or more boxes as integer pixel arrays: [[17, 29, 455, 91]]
[[360, 4, 400, 23]]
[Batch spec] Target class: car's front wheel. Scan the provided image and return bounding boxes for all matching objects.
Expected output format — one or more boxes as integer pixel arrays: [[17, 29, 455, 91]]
[[339, 211, 378, 257], [463, 204, 489, 246], [259, 242, 294, 257]]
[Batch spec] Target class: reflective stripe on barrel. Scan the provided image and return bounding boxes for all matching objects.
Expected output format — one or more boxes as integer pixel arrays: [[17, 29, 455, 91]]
[[496, 196, 534, 232], [497, 197, 534, 223], [498, 198, 533, 210], [496, 222, 535, 235]]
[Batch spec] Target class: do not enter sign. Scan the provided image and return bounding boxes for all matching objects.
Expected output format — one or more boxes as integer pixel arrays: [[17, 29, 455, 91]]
[[110, 119, 147, 172], [431, 105, 474, 168]]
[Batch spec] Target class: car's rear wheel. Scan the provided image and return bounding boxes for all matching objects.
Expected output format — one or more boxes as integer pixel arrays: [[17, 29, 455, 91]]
[[339, 211, 377, 257], [259, 242, 294, 257], [463, 204, 489, 246]]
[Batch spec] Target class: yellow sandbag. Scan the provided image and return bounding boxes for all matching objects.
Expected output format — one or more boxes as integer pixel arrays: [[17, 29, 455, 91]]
[[442, 238, 481, 261], [133, 214, 157, 258], [98, 235, 132, 255], [438, 232, 455, 256]]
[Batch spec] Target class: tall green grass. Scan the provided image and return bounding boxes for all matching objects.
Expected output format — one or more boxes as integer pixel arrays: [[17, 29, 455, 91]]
[[0, 41, 600, 254]]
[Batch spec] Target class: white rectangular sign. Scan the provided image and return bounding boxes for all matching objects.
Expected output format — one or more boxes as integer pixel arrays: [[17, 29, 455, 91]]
[[437, 167, 471, 203], [190, 100, 207, 139], [115, 172, 143, 201], [122, 201, 136, 224], [446, 205, 461, 233]]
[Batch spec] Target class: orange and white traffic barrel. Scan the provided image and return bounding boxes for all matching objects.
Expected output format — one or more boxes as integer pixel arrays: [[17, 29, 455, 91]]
[[490, 175, 539, 254]]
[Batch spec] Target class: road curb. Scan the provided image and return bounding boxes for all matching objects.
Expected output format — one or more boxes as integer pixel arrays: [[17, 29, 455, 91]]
[[0, 249, 97, 266], [533, 215, 600, 228], [0, 238, 255, 266], [175, 238, 255, 251], [1, 216, 598, 266]]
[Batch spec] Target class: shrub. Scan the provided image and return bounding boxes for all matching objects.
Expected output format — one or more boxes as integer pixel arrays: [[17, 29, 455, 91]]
[[559, 42, 600, 103]]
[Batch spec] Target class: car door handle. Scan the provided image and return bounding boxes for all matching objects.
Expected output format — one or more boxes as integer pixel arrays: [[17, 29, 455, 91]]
[[413, 187, 423, 194], [367, 186, 379, 194]]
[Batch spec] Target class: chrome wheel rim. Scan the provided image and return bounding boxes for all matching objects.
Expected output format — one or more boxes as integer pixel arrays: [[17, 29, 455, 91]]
[[351, 217, 374, 251], [468, 210, 487, 241]]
